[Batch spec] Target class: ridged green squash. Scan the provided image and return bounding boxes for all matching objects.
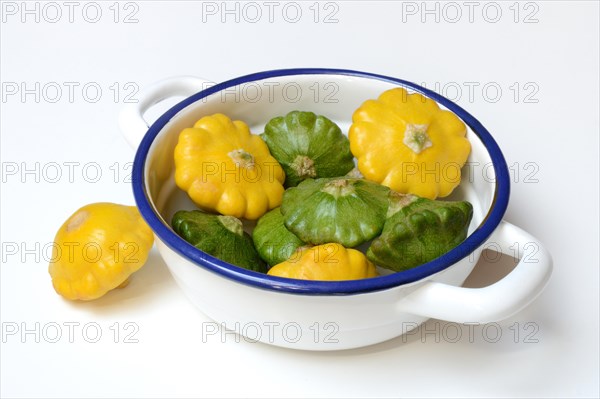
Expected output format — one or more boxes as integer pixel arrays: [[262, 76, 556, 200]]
[[252, 208, 306, 267], [261, 111, 355, 187], [281, 177, 390, 247], [172, 210, 266, 273], [367, 194, 473, 271]]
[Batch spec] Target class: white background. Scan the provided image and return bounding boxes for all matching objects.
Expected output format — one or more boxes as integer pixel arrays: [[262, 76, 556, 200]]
[[1, 1, 598, 398]]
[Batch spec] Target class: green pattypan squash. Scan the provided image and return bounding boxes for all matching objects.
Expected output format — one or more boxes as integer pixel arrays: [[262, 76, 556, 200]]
[[172, 210, 266, 272], [281, 177, 390, 247], [367, 193, 473, 271], [261, 111, 355, 187], [252, 207, 306, 267]]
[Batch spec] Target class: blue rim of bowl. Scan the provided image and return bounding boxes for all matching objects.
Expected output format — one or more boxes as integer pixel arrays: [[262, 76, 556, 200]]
[[132, 68, 510, 295]]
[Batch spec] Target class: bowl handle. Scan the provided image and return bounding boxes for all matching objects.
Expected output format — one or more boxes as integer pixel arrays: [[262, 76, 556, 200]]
[[118, 76, 212, 149], [397, 221, 553, 323]]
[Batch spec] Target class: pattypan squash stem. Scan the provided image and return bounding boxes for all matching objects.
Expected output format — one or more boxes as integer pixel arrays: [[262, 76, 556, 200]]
[[291, 155, 317, 179], [403, 123, 432, 154], [320, 178, 356, 198], [228, 149, 255, 169], [66, 210, 88, 232], [387, 191, 419, 217], [217, 215, 244, 236]]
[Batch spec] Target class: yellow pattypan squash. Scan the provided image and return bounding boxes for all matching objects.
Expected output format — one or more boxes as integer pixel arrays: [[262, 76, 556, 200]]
[[48, 203, 154, 301], [175, 113, 286, 220], [349, 88, 471, 199], [268, 243, 378, 281]]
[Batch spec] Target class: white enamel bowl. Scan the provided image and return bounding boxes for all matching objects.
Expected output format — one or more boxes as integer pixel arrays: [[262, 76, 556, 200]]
[[120, 69, 552, 350]]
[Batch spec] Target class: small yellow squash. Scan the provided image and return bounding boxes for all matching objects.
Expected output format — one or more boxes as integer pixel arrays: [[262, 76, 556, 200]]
[[349, 88, 471, 199], [174, 113, 286, 220], [48, 203, 154, 301], [268, 243, 378, 281]]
